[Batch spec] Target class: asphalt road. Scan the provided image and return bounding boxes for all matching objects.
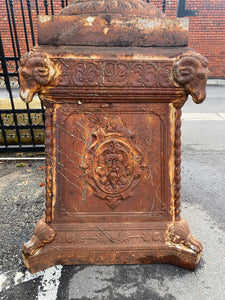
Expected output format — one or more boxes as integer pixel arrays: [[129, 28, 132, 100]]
[[0, 85, 225, 300]]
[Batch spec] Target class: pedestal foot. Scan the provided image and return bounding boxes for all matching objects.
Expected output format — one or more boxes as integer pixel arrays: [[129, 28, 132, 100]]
[[169, 218, 203, 253], [22, 243, 202, 274], [22, 218, 55, 269], [21, 219, 202, 273]]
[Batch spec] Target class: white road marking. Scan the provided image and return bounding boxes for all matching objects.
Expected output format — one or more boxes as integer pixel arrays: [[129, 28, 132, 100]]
[[0, 269, 43, 292], [182, 113, 225, 120], [37, 265, 63, 300], [0, 265, 62, 300], [0, 273, 8, 292]]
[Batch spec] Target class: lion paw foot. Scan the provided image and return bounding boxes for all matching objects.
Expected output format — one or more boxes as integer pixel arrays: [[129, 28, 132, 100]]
[[22, 219, 55, 256]]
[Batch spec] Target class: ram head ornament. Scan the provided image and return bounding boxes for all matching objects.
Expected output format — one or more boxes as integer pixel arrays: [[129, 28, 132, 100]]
[[19, 51, 55, 103], [173, 52, 208, 104]]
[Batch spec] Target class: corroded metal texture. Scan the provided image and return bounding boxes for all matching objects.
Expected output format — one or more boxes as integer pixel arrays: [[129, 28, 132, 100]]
[[173, 52, 209, 104], [38, 15, 188, 47], [19, 51, 55, 103], [38, 0, 188, 47], [19, 0, 208, 273], [59, 0, 164, 18], [18, 46, 207, 105]]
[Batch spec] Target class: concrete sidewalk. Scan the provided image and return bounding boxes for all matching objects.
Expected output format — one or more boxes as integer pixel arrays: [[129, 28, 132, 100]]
[[0, 85, 225, 299]]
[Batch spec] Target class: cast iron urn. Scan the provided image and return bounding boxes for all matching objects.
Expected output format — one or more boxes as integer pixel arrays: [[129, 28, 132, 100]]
[[19, 0, 208, 273]]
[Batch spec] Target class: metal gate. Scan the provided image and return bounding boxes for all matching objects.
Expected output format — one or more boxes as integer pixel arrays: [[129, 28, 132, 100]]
[[0, 0, 69, 152], [0, 0, 192, 152]]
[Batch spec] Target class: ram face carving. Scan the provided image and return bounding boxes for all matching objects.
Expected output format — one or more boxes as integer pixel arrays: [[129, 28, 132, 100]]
[[173, 52, 209, 104], [19, 51, 55, 103]]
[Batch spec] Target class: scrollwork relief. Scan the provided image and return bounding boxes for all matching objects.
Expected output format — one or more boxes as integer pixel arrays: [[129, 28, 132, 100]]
[[57, 61, 101, 87], [19, 53, 177, 103], [56, 60, 174, 88], [19, 51, 208, 106], [81, 116, 146, 209], [55, 227, 166, 245], [141, 231, 166, 242], [57, 105, 168, 215]]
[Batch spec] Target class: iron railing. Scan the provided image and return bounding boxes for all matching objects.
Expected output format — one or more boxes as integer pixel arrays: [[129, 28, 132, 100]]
[[0, 0, 68, 152], [0, 0, 192, 152]]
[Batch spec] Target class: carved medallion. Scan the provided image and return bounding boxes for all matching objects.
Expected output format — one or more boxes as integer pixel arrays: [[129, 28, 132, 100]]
[[82, 118, 146, 209]]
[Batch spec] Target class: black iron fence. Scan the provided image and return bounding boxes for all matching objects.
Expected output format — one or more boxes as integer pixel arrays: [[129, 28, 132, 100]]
[[0, 0, 69, 152], [0, 0, 191, 152]]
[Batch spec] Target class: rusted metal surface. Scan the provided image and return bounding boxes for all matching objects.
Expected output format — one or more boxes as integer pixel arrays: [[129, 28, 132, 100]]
[[59, 0, 164, 18], [173, 52, 209, 104], [38, 0, 188, 47], [19, 0, 208, 273], [19, 52, 55, 104], [38, 15, 188, 47]]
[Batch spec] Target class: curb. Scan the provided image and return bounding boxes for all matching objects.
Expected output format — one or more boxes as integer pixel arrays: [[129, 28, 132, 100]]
[[207, 79, 225, 86]]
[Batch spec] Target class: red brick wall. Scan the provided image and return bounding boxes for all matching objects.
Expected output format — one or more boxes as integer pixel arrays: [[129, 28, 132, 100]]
[[1, 0, 225, 78], [187, 0, 225, 78], [152, 0, 225, 78], [0, 0, 63, 73]]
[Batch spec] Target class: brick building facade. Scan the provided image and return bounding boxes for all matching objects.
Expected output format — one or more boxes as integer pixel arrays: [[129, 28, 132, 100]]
[[164, 0, 225, 78], [0, 0, 225, 78]]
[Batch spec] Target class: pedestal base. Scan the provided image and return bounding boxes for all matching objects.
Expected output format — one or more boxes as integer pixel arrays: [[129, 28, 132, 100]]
[[23, 242, 202, 274], [22, 218, 202, 273]]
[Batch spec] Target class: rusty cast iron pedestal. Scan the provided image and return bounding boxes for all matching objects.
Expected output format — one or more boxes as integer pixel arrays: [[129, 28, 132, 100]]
[[19, 0, 208, 273]]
